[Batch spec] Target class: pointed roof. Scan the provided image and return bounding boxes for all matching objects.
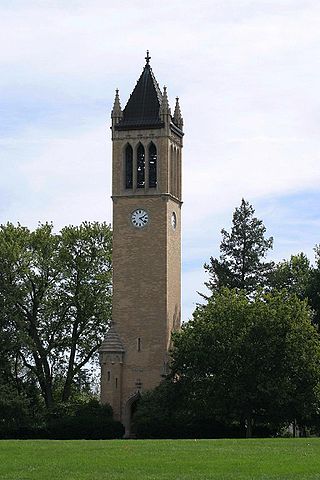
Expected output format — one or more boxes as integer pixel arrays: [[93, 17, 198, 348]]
[[99, 323, 125, 353], [115, 52, 164, 130]]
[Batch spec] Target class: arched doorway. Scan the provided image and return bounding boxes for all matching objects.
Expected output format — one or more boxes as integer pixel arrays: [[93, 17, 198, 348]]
[[124, 392, 141, 438]]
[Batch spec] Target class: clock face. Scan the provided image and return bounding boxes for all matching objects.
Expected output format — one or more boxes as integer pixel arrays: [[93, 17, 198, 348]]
[[171, 212, 177, 230], [131, 209, 149, 228]]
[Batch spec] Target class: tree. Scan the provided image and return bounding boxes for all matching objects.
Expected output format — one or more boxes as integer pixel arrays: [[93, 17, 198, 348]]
[[204, 199, 273, 295], [269, 251, 320, 327], [45, 399, 124, 439], [171, 289, 320, 437], [0, 221, 112, 409], [308, 246, 320, 327], [269, 253, 311, 299], [132, 381, 183, 439], [132, 379, 243, 439]]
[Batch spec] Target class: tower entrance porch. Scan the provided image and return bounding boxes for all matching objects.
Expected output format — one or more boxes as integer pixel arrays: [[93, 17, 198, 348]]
[[124, 392, 141, 438]]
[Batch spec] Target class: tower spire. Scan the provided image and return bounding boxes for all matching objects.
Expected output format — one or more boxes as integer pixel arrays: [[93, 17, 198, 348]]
[[114, 54, 162, 129], [173, 97, 183, 130]]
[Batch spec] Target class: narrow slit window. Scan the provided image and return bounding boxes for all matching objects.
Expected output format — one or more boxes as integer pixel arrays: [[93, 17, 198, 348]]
[[148, 143, 157, 188], [125, 144, 133, 189], [137, 337, 141, 352], [137, 144, 145, 188], [107, 371, 111, 382], [115, 377, 118, 389]]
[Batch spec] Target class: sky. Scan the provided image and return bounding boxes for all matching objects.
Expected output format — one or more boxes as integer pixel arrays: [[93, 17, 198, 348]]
[[1, 0, 320, 321]]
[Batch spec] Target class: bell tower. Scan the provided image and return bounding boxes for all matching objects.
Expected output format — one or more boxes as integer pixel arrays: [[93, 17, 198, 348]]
[[99, 52, 183, 436]]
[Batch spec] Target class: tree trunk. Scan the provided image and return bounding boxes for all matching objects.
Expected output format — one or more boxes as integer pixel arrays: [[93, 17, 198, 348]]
[[62, 320, 79, 402], [62, 358, 75, 402], [27, 301, 55, 409], [246, 414, 253, 438], [43, 381, 54, 409], [32, 351, 54, 409], [240, 418, 246, 437]]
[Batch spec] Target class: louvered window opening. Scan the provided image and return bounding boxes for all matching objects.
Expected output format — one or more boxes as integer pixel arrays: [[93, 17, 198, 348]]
[[149, 143, 157, 188], [137, 144, 145, 188], [125, 143, 158, 190], [125, 145, 133, 189]]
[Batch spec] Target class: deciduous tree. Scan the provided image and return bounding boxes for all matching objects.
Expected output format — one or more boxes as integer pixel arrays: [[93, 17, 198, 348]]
[[0, 221, 112, 409], [171, 289, 320, 437], [308, 245, 320, 326], [269, 253, 311, 299]]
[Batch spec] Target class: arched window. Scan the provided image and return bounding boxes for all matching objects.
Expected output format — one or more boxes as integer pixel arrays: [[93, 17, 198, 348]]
[[137, 144, 145, 188], [125, 144, 133, 189], [148, 143, 157, 188], [170, 145, 174, 195]]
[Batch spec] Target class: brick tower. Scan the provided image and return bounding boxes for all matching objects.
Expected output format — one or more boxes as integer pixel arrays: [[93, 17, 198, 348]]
[[99, 52, 183, 436]]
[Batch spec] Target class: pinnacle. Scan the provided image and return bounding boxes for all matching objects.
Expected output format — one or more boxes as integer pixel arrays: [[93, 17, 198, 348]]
[[160, 86, 171, 115], [111, 88, 122, 119], [173, 96, 183, 130]]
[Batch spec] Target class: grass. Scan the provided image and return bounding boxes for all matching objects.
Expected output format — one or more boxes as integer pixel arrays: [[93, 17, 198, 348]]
[[1, 438, 320, 479]]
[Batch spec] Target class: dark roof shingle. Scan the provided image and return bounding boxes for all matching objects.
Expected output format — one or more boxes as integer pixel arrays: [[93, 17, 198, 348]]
[[116, 64, 163, 130]]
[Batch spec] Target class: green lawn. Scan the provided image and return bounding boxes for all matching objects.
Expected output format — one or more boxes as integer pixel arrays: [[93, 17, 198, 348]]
[[1, 438, 320, 480]]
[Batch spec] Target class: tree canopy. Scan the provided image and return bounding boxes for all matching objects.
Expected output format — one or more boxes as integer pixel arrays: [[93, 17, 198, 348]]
[[308, 246, 320, 326], [170, 288, 320, 437], [269, 253, 311, 299], [269, 251, 320, 326], [0, 221, 112, 409]]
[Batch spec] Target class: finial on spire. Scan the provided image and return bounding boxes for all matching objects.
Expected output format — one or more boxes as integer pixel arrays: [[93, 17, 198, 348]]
[[173, 96, 183, 130], [145, 50, 151, 65]]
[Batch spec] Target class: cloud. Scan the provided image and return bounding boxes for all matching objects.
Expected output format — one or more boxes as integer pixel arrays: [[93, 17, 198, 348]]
[[0, 123, 112, 230], [1, 0, 320, 320]]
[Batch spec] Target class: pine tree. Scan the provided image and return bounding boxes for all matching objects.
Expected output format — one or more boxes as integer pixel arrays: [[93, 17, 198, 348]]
[[205, 199, 273, 294]]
